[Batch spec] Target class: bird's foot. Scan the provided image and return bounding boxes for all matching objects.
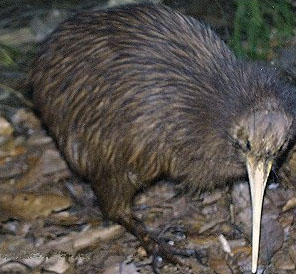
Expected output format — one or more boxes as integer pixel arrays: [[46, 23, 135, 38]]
[[141, 234, 199, 273], [117, 215, 203, 272]]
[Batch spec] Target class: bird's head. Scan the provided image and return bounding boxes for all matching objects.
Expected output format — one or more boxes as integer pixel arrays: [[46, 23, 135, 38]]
[[233, 110, 292, 162], [231, 109, 293, 273]]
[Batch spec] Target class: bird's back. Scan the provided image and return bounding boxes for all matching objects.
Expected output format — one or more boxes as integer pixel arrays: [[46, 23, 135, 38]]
[[30, 3, 296, 189]]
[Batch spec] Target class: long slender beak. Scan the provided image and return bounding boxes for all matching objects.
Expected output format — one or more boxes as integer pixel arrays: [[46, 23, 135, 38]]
[[246, 156, 272, 273]]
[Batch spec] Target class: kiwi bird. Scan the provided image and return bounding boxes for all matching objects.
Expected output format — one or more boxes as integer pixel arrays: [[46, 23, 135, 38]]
[[29, 3, 296, 273]]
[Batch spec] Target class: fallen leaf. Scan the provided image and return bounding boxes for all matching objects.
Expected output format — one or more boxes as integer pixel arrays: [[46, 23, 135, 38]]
[[103, 261, 139, 274], [46, 225, 124, 253], [289, 245, 296, 264], [273, 250, 295, 271], [0, 261, 30, 273], [198, 218, 225, 233], [208, 250, 232, 274], [0, 116, 13, 144], [0, 192, 72, 220], [16, 149, 70, 190], [218, 234, 233, 256], [0, 157, 28, 179], [260, 216, 284, 264], [232, 245, 252, 256], [189, 235, 218, 247], [43, 255, 70, 274], [21, 255, 45, 268], [282, 197, 296, 211], [11, 108, 41, 133], [202, 191, 222, 205]]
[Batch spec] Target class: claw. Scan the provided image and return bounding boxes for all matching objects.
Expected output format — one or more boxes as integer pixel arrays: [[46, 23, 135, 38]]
[[117, 215, 202, 272], [143, 236, 194, 273], [152, 255, 164, 274]]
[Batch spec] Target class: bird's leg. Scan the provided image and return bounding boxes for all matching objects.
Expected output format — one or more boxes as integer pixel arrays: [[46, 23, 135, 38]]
[[93, 174, 198, 271], [117, 213, 195, 266], [110, 209, 192, 270]]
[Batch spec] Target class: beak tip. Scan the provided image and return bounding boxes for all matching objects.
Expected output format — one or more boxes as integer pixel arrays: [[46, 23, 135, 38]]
[[252, 261, 257, 273]]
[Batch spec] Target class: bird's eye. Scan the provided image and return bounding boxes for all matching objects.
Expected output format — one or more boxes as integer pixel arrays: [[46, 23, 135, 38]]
[[233, 141, 242, 150], [246, 140, 251, 151]]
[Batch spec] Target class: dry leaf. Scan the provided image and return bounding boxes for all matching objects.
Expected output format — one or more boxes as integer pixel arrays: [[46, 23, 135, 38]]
[[0, 192, 72, 220], [0, 117, 13, 144], [289, 245, 296, 264], [218, 234, 233, 256], [208, 250, 232, 274], [16, 149, 70, 190], [282, 197, 296, 211], [189, 235, 218, 247], [0, 261, 29, 273], [274, 250, 296, 271], [0, 157, 28, 179], [43, 255, 70, 274], [103, 261, 139, 274], [46, 225, 124, 253], [260, 216, 284, 263]]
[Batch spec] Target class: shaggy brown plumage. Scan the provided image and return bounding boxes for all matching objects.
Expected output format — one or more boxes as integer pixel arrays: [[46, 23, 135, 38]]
[[29, 3, 296, 272]]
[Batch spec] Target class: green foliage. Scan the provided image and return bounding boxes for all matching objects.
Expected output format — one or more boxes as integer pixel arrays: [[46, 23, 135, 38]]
[[0, 43, 23, 67], [230, 0, 296, 60], [0, 44, 15, 67]]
